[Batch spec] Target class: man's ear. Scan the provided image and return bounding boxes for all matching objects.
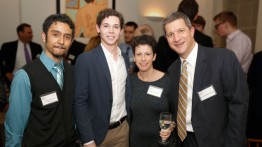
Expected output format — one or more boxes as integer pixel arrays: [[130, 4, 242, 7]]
[[41, 32, 46, 43], [96, 24, 100, 34]]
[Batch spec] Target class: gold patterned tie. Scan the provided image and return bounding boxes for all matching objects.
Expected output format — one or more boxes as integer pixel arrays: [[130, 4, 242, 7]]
[[177, 60, 188, 141]]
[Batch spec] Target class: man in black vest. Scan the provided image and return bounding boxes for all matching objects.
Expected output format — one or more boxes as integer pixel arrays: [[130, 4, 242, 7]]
[[4, 14, 79, 147]]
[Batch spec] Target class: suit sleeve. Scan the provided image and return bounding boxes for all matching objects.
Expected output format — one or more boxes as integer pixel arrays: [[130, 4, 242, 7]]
[[74, 54, 95, 143], [222, 51, 249, 147]]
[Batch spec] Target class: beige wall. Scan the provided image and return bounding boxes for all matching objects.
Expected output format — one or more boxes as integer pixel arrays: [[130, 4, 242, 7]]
[[0, 0, 261, 52], [137, 0, 216, 41]]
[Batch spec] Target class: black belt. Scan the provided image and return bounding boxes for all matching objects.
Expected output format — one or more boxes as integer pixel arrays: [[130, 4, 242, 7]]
[[108, 116, 127, 130]]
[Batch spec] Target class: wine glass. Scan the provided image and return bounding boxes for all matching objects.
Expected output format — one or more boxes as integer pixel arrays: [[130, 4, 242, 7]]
[[158, 112, 172, 145]]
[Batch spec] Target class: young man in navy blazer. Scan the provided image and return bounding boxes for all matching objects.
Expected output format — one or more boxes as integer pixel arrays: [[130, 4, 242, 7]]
[[74, 8, 131, 147]]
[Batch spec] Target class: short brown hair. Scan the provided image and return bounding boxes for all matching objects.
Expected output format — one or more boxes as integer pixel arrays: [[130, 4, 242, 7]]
[[96, 8, 124, 29], [213, 11, 237, 27]]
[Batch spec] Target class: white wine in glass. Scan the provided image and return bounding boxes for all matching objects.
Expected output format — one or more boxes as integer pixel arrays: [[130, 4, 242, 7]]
[[158, 112, 172, 145]]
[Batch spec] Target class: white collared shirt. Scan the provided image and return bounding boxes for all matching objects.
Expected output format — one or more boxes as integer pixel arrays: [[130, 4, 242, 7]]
[[180, 43, 198, 132], [13, 41, 32, 74], [101, 43, 127, 123], [226, 29, 252, 74]]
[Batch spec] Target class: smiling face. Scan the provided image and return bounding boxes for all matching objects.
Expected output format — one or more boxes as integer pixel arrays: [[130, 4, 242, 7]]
[[165, 18, 195, 59], [96, 16, 122, 50], [134, 44, 156, 72], [42, 21, 73, 62]]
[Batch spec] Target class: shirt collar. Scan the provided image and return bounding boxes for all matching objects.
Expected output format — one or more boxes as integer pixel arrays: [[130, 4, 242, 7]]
[[101, 43, 121, 59], [180, 42, 198, 68], [227, 29, 240, 42], [39, 51, 64, 72]]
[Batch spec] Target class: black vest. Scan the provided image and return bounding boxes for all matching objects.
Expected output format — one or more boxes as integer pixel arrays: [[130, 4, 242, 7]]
[[22, 59, 78, 147]]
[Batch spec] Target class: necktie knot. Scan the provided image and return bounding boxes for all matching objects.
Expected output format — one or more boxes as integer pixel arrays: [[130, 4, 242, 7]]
[[54, 64, 63, 89], [182, 60, 187, 67]]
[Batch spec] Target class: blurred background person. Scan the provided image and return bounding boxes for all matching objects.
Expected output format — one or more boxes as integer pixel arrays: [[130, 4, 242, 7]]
[[192, 15, 206, 33], [214, 11, 253, 75], [65, 39, 86, 65], [246, 51, 262, 140], [134, 24, 155, 39], [0, 23, 42, 90], [119, 21, 138, 73]]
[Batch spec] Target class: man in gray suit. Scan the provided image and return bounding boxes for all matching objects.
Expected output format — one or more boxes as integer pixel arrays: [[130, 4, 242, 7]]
[[165, 12, 249, 147], [74, 8, 131, 147]]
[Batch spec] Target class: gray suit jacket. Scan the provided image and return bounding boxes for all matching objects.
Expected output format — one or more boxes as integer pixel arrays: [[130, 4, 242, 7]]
[[168, 45, 249, 147], [74, 44, 131, 145]]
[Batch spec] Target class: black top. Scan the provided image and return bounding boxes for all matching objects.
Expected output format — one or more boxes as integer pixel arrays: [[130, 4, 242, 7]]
[[246, 51, 262, 139], [130, 73, 172, 147]]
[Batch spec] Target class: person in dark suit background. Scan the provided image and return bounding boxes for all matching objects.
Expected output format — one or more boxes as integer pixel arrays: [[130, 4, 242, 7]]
[[0, 23, 42, 88], [164, 11, 249, 147], [74, 8, 131, 147], [246, 51, 262, 139], [154, 0, 213, 72], [64, 39, 86, 65]]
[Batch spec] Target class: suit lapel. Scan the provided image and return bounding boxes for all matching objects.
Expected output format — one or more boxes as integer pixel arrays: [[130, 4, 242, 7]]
[[95, 45, 112, 90], [192, 46, 207, 111], [168, 59, 181, 115]]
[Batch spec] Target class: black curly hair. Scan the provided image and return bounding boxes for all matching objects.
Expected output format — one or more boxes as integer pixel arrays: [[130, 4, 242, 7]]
[[131, 35, 157, 55]]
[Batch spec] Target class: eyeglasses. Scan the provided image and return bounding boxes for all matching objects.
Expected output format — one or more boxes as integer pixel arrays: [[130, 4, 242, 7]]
[[214, 22, 224, 30]]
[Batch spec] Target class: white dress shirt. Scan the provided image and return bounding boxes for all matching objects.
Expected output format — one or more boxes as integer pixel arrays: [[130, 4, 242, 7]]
[[180, 43, 198, 132], [13, 41, 32, 74], [101, 43, 127, 123], [226, 29, 253, 74]]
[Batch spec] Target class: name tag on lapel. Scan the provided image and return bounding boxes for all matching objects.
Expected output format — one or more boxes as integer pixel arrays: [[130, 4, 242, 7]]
[[198, 85, 217, 101]]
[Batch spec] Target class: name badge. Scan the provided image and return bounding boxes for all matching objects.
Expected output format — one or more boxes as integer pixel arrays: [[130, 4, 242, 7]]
[[198, 85, 217, 101], [68, 54, 75, 60], [147, 85, 163, 98], [40, 91, 59, 106]]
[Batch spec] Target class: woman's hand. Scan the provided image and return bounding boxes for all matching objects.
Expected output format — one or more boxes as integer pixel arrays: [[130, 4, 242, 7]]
[[159, 121, 175, 141]]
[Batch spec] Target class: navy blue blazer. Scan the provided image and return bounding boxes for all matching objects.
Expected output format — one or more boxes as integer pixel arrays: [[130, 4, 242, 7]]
[[168, 45, 249, 147], [74, 44, 131, 145]]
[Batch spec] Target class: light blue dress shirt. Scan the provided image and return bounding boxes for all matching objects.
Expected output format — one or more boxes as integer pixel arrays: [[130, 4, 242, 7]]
[[4, 51, 64, 147], [119, 43, 135, 69]]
